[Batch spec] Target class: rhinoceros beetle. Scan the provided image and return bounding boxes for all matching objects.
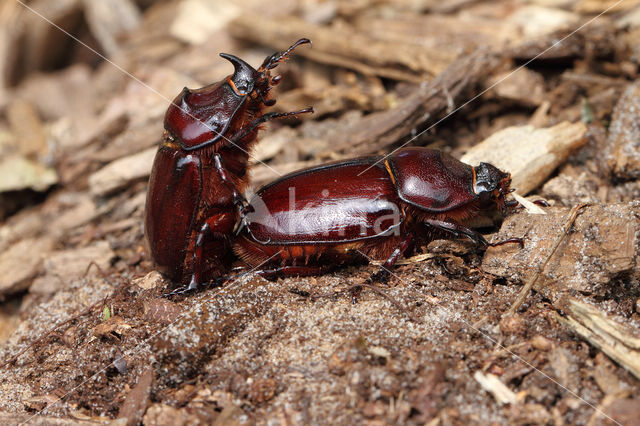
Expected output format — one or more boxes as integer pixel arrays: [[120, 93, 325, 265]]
[[234, 147, 521, 281], [145, 39, 312, 291]]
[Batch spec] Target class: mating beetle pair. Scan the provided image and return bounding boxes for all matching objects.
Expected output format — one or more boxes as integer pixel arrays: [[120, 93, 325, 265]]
[[144, 39, 519, 292], [145, 39, 312, 290]]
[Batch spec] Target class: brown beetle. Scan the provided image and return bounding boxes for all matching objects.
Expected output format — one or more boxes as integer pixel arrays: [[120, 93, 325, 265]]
[[234, 147, 520, 281], [145, 39, 312, 291]]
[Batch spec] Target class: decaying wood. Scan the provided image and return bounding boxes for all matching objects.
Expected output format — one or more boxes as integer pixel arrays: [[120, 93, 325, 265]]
[[229, 15, 456, 83], [508, 20, 617, 61], [461, 121, 588, 195], [558, 299, 640, 380], [506, 204, 588, 316], [88, 147, 156, 197], [606, 80, 640, 180], [117, 367, 154, 426], [331, 49, 499, 154], [483, 203, 640, 307]]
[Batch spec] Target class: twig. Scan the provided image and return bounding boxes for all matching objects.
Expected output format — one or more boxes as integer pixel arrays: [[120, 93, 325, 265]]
[[506, 203, 590, 316], [347, 283, 420, 323]]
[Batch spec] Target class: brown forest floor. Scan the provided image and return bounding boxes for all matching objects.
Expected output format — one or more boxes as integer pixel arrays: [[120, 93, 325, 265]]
[[1, 0, 640, 424]]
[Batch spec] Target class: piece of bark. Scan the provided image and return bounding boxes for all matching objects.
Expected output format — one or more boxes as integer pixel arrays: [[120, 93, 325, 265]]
[[0, 237, 54, 296], [133, 271, 164, 290], [143, 298, 182, 325], [506, 5, 579, 39], [250, 127, 297, 164], [356, 12, 513, 54], [81, 0, 141, 56], [540, 166, 605, 206], [12, 64, 95, 121], [461, 122, 587, 195], [508, 20, 616, 61], [88, 147, 156, 197], [482, 204, 639, 306], [118, 367, 154, 426], [330, 49, 499, 154], [558, 299, 640, 380], [606, 80, 640, 180], [590, 398, 640, 426], [6, 99, 47, 158], [90, 122, 161, 163], [170, 0, 239, 45], [0, 155, 58, 193], [48, 196, 98, 235], [486, 68, 546, 107], [30, 241, 114, 294], [229, 14, 457, 82]]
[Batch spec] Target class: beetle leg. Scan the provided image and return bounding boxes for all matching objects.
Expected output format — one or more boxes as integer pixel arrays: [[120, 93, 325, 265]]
[[230, 107, 313, 143], [423, 219, 523, 248], [213, 154, 251, 217], [367, 235, 414, 284], [189, 215, 232, 291], [423, 219, 489, 246]]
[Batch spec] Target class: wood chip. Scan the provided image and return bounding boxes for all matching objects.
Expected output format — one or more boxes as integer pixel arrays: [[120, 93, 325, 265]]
[[88, 147, 156, 197], [486, 68, 546, 107], [133, 271, 164, 290], [606, 80, 640, 180], [474, 371, 517, 405], [92, 316, 133, 339], [484, 204, 640, 306], [558, 299, 640, 380], [6, 99, 47, 158], [0, 154, 58, 192], [229, 14, 457, 82], [506, 5, 579, 39], [143, 298, 182, 325], [461, 122, 588, 195], [0, 237, 54, 296], [170, 0, 239, 45], [118, 367, 153, 426], [512, 193, 547, 215], [30, 241, 114, 294]]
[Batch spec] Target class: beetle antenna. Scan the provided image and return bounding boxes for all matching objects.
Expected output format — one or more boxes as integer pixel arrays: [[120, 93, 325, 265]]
[[260, 38, 311, 71]]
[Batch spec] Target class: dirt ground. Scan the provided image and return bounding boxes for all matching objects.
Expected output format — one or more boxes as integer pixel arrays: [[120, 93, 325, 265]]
[[0, 0, 640, 424]]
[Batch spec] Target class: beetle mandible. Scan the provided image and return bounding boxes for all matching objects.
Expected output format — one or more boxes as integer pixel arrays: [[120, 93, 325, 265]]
[[234, 147, 520, 281], [145, 39, 312, 291]]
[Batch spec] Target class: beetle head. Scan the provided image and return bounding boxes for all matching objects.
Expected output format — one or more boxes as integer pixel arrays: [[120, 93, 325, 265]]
[[164, 39, 311, 151], [474, 162, 515, 214]]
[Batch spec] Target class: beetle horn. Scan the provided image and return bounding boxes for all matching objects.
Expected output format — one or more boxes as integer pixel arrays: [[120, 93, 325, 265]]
[[220, 53, 260, 94]]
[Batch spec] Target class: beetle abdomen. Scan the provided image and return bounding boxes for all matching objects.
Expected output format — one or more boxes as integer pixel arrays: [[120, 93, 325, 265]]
[[145, 146, 202, 282], [243, 161, 403, 245]]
